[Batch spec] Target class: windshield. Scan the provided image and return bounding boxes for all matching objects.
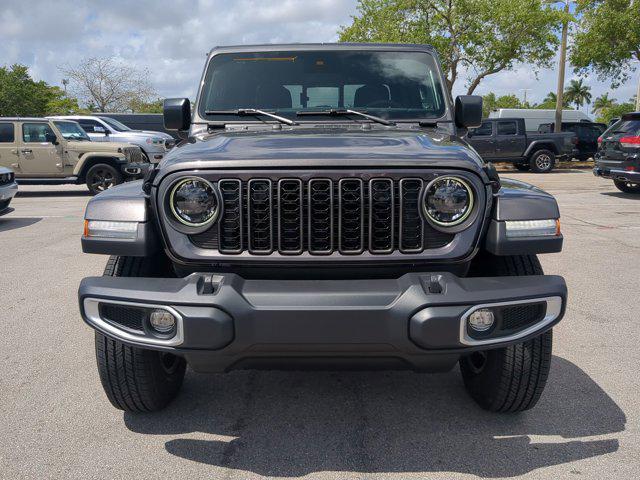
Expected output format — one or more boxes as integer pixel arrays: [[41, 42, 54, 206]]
[[53, 121, 91, 141], [99, 117, 131, 132], [199, 50, 447, 122]]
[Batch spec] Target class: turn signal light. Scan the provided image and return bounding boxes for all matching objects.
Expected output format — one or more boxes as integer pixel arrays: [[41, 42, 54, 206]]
[[84, 220, 138, 239]]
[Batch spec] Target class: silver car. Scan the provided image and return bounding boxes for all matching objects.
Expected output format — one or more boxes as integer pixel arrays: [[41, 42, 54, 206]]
[[51, 115, 174, 163], [0, 166, 18, 216]]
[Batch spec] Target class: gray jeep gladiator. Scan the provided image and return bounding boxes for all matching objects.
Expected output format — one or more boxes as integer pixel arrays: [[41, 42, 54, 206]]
[[78, 44, 567, 413]]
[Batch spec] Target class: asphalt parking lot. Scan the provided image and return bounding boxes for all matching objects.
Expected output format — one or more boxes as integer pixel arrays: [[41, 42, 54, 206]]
[[1, 169, 638, 480]]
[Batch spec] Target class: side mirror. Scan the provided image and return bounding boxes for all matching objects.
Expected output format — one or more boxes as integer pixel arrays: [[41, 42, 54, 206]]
[[45, 132, 58, 144], [455, 95, 483, 129], [164, 98, 191, 131], [94, 126, 107, 134]]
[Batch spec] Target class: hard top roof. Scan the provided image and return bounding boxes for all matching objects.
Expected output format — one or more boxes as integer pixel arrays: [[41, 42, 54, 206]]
[[208, 43, 436, 55]]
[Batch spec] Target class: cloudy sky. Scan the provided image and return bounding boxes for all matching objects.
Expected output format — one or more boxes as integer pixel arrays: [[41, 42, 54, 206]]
[[1, 0, 637, 116]]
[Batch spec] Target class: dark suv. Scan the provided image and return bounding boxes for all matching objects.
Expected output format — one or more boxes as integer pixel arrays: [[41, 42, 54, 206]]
[[538, 121, 606, 161], [594, 112, 640, 193], [78, 44, 567, 413]]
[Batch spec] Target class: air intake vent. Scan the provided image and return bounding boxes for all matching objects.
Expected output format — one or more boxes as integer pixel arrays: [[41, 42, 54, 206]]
[[308, 179, 333, 254], [247, 179, 273, 253], [218, 179, 243, 253], [369, 178, 394, 253], [501, 303, 546, 331], [339, 178, 364, 254], [99, 304, 146, 333], [278, 179, 303, 254]]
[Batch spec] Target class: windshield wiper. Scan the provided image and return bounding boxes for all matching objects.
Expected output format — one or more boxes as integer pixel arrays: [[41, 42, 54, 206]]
[[296, 108, 395, 126], [204, 108, 297, 126]]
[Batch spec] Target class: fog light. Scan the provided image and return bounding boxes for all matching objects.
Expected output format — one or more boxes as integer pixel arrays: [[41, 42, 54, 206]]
[[149, 309, 176, 333], [468, 308, 495, 332]]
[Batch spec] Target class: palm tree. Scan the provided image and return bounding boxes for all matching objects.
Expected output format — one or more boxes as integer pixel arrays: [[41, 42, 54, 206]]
[[542, 91, 569, 108], [592, 93, 616, 114], [564, 79, 592, 110]]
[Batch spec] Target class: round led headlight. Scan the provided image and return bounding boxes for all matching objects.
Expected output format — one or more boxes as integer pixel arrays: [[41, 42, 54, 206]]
[[169, 177, 219, 227], [423, 176, 474, 227]]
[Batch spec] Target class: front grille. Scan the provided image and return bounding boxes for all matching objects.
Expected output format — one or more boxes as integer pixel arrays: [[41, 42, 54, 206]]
[[123, 146, 146, 164], [191, 175, 455, 256]]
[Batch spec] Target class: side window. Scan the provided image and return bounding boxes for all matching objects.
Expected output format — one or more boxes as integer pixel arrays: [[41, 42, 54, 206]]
[[471, 122, 493, 137], [77, 119, 102, 133], [497, 121, 518, 136], [22, 123, 55, 143], [0, 123, 15, 143]]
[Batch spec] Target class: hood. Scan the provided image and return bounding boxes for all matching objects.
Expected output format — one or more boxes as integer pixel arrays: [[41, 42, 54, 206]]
[[160, 127, 485, 174], [67, 140, 137, 153], [126, 130, 172, 139]]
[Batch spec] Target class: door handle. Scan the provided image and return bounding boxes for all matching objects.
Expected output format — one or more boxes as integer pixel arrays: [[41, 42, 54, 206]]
[[20, 148, 32, 154]]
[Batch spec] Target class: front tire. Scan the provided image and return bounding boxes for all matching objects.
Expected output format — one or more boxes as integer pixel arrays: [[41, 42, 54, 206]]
[[86, 164, 122, 195], [94, 256, 186, 412], [529, 149, 556, 173], [614, 180, 640, 194], [461, 254, 553, 412]]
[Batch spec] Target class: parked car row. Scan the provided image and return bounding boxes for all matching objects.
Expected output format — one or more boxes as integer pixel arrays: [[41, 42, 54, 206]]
[[52, 115, 174, 162], [0, 115, 176, 196]]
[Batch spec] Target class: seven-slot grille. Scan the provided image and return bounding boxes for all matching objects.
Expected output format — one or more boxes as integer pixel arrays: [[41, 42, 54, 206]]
[[190, 176, 455, 255]]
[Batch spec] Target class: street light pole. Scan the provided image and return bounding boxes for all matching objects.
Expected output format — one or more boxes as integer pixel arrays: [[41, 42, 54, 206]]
[[636, 69, 640, 111], [554, 0, 570, 132]]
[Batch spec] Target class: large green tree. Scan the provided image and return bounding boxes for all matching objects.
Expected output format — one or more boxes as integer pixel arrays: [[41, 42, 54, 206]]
[[0, 64, 80, 116], [482, 92, 529, 116], [339, 0, 566, 95], [570, 0, 640, 109], [596, 101, 635, 124]]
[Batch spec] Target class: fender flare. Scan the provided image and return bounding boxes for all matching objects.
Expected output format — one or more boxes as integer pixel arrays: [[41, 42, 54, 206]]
[[484, 178, 562, 255], [82, 180, 161, 256], [74, 153, 127, 178], [524, 141, 558, 158]]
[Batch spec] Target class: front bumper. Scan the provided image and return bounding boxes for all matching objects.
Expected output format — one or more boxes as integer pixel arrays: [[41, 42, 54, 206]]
[[0, 181, 18, 216], [79, 272, 567, 372]]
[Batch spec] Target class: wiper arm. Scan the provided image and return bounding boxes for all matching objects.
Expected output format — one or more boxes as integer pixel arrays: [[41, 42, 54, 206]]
[[297, 108, 395, 126], [204, 108, 297, 126]]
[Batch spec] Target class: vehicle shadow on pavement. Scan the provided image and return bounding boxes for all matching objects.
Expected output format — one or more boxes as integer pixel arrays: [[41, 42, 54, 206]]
[[16, 190, 90, 198], [600, 192, 640, 200], [124, 355, 624, 478], [0, 217, 41, 232]]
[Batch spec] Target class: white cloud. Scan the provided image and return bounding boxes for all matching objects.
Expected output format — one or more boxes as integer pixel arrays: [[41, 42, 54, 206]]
[[0, 0, 636, 117]]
